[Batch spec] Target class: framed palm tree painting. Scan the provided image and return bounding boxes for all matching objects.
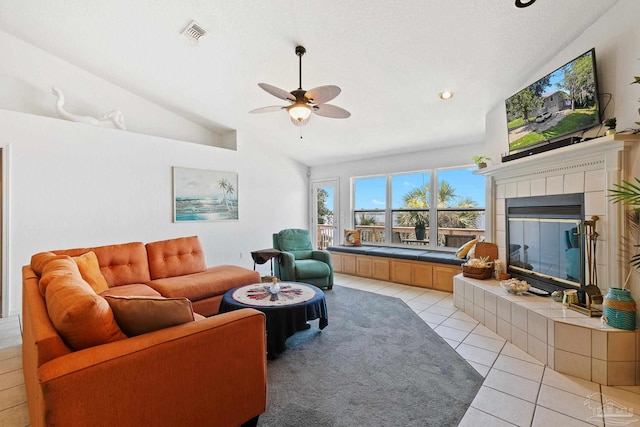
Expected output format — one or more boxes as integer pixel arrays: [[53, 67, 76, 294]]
[[173, 166, 238, 222]]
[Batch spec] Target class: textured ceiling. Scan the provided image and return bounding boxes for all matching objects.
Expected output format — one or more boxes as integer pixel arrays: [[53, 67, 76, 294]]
[[0, 0, 620, 166]]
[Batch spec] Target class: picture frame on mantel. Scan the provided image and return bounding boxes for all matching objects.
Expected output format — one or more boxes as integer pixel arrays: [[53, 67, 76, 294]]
[[173, 166, 238, 222]]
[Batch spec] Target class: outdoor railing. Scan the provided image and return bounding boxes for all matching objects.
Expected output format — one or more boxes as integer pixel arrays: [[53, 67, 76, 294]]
[[317, 224, 334, 250], [355, 226, 484, 246], [315, 224, 485, 249]]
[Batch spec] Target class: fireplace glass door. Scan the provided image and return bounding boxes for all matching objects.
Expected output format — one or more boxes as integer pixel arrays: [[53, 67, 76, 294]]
[[508, 217, 582, 287]]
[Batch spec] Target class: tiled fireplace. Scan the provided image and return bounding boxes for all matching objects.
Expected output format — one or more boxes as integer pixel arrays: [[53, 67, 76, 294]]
[[462, 134, 640, 385], [454, 275, 640, 386], [480, 134, 639, 288]]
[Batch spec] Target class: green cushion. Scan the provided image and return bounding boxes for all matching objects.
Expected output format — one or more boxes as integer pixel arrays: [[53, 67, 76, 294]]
[[278, 229, 313, 259], [295, 259, 331, 279]]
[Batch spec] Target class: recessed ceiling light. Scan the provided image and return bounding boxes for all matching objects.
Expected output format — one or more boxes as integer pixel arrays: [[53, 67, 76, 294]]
[[439, 91, 454, 100]]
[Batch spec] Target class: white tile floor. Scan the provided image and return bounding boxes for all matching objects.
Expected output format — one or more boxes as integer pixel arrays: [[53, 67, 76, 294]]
[[335, 273, 640, 427], [2, 274, 640, 426]]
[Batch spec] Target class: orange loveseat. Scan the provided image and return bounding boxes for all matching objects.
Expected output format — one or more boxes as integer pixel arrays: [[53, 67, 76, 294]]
[[22, 236, 266, 427]]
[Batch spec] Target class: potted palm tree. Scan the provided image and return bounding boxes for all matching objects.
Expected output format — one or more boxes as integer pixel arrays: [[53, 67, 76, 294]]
[[414, 214, 427, 241], [606, 178, 640, 330], [603, 117, 617, 135], [472, 155, 491, 169]]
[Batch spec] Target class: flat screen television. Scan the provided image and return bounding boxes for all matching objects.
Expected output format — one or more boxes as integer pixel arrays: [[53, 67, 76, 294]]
[[505, 48, 601, 157]]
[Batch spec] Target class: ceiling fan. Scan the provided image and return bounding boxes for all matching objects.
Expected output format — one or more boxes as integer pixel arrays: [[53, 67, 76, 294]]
[[250, 45, 351, 127]]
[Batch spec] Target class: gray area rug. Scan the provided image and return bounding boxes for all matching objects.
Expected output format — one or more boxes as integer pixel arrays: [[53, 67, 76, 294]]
[[258, 286, 483, 427]]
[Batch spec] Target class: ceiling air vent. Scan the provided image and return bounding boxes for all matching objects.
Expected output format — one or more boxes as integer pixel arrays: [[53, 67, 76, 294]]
[[182, 20, 207, 42]]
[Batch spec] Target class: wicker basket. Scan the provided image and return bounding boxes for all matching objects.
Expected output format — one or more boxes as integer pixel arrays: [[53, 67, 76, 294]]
[[461, 262, 494, 280]]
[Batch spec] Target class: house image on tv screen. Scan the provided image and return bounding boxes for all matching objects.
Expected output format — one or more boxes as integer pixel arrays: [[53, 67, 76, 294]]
[[505, 49, 601, 154]]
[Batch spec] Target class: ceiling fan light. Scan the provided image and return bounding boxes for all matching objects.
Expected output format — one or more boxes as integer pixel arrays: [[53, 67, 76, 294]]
[[288, 103, 312, 122], [290, 116, 310, 127]]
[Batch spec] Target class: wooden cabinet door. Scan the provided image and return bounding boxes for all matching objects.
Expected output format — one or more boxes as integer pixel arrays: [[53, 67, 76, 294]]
[[341, 254, 357, 275], [371, 257, 390, 281], [412, 264, 433, 288], [433, 265, 459, 292], [357, 257, 373, 277], [330, 253, 342, 272], [391, 260, 412, 285]]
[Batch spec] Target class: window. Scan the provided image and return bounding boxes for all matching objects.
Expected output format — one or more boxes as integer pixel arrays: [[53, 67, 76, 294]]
[[353, 176, 386, 243], [391, 172, 430, 244], [352, 168, 485, 249], [436, 169, 486, 248]]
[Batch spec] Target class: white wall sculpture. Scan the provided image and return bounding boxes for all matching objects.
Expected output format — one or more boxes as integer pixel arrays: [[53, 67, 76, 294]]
[[52, 86, 126, 130]]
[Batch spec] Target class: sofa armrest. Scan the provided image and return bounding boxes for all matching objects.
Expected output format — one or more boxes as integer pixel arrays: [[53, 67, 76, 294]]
[[36, 309, 266, 427], [312, 250, 334, 287], [311, 250, 332, 265], [276, 251, 296, 281]]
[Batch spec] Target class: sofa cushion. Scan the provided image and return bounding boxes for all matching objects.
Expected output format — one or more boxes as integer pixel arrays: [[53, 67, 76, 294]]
[[72, 251, 109, 294], [43, 258, 126, 351], [146, 265, 260, 301], [37, 255, 75, 297], [31, 252, 71, 277], [146, 236, 207, 280], [104, 295, 195, 337], [54, 242, 151, 287]]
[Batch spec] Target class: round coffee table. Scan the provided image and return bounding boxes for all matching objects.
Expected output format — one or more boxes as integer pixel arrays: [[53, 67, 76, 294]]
[[219, 282, 328, 359]]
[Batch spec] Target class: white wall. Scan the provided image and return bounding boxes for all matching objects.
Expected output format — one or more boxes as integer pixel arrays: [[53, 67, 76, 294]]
[[0, 29, 313, 316], [1, 110, 308, 316], [0, 30, 233, 148], [483, 0, 640, 313], [485, 0, 640, 163], [310, 141, 483, 236]]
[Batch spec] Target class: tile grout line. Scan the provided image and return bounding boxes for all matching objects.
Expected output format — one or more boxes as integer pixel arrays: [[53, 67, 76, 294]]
[[465, 405, 520, 426]]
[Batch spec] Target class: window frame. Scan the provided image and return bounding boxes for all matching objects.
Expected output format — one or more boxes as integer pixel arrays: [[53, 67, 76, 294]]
[[351, 166, 485, 251]]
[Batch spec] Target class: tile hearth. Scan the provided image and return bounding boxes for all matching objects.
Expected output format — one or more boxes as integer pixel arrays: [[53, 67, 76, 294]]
[[455, 274, 640, 387]]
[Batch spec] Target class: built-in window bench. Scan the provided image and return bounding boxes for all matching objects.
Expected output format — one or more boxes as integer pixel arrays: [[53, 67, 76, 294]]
[[327, 246, 464, 292], [455, 274, 640, 386]]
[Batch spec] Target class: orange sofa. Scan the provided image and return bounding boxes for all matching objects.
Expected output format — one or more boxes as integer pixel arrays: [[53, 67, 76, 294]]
[[22, 236, 266, 427]]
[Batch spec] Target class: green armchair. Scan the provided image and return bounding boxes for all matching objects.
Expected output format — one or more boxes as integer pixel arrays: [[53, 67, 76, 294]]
[[273, 229, 333, 289]]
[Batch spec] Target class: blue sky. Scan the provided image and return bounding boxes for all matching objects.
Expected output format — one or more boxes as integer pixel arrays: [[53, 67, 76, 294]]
[[354, 168, 485, 210]]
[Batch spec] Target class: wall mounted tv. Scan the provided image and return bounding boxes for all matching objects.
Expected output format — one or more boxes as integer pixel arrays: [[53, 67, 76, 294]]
[[504, 48, 601, 161]]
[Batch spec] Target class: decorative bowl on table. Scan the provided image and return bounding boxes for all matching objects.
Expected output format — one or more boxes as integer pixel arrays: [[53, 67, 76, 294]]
[[500, 278, 529, 295]]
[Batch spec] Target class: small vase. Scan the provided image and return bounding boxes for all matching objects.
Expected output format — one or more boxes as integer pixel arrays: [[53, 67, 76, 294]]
[[415, 228, 426, 241], [603, 287, 636, 330], [269, 278, 280, 294], [605, 128, 617, 136]]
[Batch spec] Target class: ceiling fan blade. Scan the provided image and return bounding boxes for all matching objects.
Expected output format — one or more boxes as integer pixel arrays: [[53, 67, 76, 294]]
[[249, 106, 286, 114], [312, 104, 351, 119], [258, 83, 295, 102], [305, 85, 341, 105]]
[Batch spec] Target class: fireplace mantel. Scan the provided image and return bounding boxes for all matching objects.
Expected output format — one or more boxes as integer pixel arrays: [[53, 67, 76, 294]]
[[477, 134, 639, 182], [476, 133, 639, 290]]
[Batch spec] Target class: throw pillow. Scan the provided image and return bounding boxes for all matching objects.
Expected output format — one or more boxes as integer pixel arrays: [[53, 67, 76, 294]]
[[467, 243, 476, 260], [455, 238, 478, 259], [344, 229, 362, 247], [44, 258, 126, 351], [38, 255, 75, 296], [104, 295, 196, 337], [72, 251, 109, 294], [31, 251, 71, 277]]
